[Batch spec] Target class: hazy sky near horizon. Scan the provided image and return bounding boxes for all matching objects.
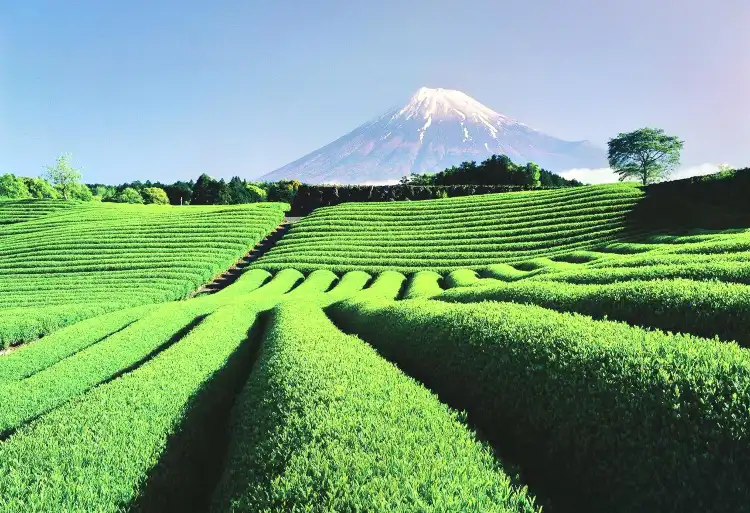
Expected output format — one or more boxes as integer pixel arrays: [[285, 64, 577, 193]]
[[1, 0, 748, 184]]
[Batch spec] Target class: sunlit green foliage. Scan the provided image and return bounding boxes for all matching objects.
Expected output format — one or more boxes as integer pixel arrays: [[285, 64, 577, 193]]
[[2, 174, 750, 513], [212, 301, 539, 512], [438, 277, 750, 346], [0, 174, 31, 199], [141, 186, 170, 205], [329, 297, 750, 513], [0, 201, 287, 348], [254, 183, 644, 273]]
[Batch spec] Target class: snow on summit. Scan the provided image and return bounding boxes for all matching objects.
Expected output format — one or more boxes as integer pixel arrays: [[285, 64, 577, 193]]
[[260, 87, 608, 185], [396, 87, 510, 124]]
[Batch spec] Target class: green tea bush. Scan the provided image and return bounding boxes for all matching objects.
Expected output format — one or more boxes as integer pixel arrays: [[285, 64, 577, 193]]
[[0, 304, 157, 384], [0, 299, 272, 512], [253, 184, 642, 273], [0, 201, 288, 347], [211, 301, 539, 512], [437, 278, 750, 346], [329, 298, 750, 513], [480, 263, 530, 281], [540, 261, 750, 286], [402, 270, 443, 299], [0, 301, 210, 436], [351, 270, 406, 300], [325, 270, 371, 295], [283, 269, 338, 297], [444, 268, 479, 288]]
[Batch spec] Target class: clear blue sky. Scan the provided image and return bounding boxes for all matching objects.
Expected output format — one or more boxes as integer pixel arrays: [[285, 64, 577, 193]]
[[1, 0, 748, 184]]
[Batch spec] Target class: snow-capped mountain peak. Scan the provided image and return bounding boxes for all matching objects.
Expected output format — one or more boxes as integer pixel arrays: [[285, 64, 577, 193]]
[[395, 87, 498, 121], [259, 87, 607, 184]]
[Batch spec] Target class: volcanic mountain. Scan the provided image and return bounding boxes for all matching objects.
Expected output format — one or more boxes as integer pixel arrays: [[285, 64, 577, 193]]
[[260, 87, 607, 184]]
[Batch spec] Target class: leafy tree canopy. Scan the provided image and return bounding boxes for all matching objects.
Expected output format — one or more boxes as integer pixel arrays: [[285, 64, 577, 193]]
[[246, 183, 267, 202], [93, 185, 117, 200], [141, 187, 170, 205], [227, 176, 252, 204], [402, 154, 577, 187], [44, 154, 83, 200], [607, 128, 684, 186], [0, 174, 31, 199], [217, 179, 233, 205], [22, 177, 58, 199], [116, 187, 144, 204], [267, 180, 301, 203], [191, 174, 220, 205], [163, 181, 193, 205]]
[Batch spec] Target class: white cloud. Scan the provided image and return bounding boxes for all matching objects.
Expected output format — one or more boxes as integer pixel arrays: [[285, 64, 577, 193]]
[[558, 163, 735, 185], [558, 167, 618, 185], [359, 179, 400, 186]]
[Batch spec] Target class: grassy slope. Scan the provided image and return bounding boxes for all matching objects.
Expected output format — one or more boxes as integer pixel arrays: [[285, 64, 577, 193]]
[[328, 296, 750, 513], [0, 200, 288, 348], [3, 173, 750, 511], [251, 179, 750, 345], [252, 184, 645, 273], [0, 271, 543, 512]]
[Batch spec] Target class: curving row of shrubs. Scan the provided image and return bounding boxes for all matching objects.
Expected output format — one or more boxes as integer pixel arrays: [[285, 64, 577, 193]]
[[0, 201, 288, 348], [211, 300, 539, 512], [328, 297, 750, 513], [437, 277, 750, 346]]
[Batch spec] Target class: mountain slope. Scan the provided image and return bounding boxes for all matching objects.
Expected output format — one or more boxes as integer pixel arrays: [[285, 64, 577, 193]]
[[260, 87, 607, 185]]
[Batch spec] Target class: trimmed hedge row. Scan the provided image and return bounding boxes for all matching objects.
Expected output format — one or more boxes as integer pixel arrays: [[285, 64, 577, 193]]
[[211, 301, 539, 512], [0, 201, 288, 348], [538, 261, 750, 286], [328, 297, 750, 513], [0, 268, 302, 440], [437, 278, 750, 346], [0, 302, 158, 349], [0, 299, 271, 512], [254, 185, 644, 274], [350, 270, 406, 301], [0, 301, 210, 436], [323, 270, 372, 303], [444, 268, 480, 288], [402, 270, 443, 299], [289, 183, 557, 215], [0, 304, 157, 384]]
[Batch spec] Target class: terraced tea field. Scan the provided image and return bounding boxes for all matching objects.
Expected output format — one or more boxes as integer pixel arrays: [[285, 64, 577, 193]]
[[2, 173, 750, 512], [0, 200, 287, 348], [253, 183, 646, 273]]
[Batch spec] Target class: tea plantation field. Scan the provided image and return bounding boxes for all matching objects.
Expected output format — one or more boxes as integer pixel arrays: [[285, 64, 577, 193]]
[[1, 173, 749, 512], [254, 183, 647, 273], [0, 200, 288, 349]]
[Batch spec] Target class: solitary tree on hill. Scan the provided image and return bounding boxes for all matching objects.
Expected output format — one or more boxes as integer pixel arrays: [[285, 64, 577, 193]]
[[44, 153, 83, 199], [607, 128, 684, 186]]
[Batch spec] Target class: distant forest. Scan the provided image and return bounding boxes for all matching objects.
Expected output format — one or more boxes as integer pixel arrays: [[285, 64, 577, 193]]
[[2, 153, 580, 206], [403, 154, 582, 187], [85, 175, 300, 206], [87, 154, 581, 206]]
